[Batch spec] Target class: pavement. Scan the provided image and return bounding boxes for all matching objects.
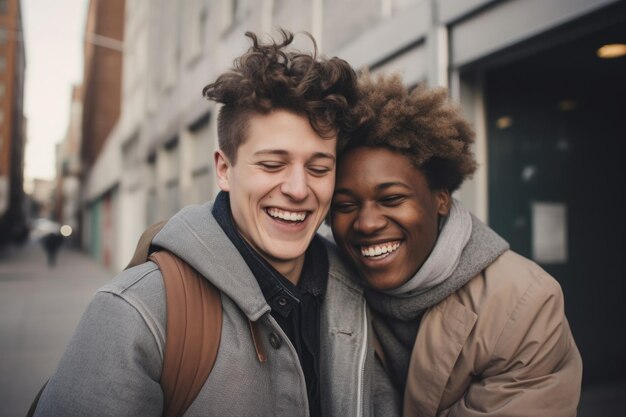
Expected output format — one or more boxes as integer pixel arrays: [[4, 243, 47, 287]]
[[1, 238, 624, 416], [0, 239, 111, 417]]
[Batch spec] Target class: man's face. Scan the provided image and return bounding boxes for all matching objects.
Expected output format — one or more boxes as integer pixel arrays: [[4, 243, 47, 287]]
[[215, 110, 337, 281], [331, 146, 450, 291]]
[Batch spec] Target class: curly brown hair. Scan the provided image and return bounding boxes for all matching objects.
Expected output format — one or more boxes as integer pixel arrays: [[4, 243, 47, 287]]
[[342, 73, 477, 192], [202, 30, 359, 163]]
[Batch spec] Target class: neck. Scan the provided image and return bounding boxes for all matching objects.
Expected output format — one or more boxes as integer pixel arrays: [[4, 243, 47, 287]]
[[234, 229, 306, 285], [272, 256, 305, 286]]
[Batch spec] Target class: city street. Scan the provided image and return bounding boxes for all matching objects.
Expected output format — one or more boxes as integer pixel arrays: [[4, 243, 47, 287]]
[[0, 239, 111, 416]]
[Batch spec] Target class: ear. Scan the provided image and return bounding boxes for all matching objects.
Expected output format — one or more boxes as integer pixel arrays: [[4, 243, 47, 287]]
[[214, 150, 231, 192], [436, 189, 452, 216]]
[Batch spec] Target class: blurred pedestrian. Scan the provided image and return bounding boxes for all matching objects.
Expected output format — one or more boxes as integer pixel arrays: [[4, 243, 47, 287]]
[[41, 232, 63, 267]]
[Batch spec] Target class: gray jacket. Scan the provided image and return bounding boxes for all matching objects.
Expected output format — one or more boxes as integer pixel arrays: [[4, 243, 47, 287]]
[[34, 203, 379, 417]]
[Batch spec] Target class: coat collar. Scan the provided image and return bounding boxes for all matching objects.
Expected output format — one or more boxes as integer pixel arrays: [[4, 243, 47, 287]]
[[403, 295, 477, 417], [152, 202, 272, 322]]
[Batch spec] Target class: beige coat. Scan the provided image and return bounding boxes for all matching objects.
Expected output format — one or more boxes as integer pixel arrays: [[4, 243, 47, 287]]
[[402, 250, 582, 417]]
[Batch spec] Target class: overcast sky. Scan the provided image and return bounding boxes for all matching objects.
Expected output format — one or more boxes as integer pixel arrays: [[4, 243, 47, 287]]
[[21, 0, 88, 181]]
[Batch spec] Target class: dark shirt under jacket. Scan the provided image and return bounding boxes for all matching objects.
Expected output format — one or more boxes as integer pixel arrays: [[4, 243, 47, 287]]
[[212, 191, 327, 417]]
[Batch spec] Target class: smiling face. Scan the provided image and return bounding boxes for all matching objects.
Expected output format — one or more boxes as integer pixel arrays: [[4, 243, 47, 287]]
[[331, 146, 450, 291], [215, 109, 337, 284]]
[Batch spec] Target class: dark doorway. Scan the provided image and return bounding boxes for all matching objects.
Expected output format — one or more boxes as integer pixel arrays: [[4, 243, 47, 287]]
[[485, 6, 626, 387]]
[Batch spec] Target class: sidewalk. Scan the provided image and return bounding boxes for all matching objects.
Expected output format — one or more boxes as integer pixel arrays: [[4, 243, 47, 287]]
[[0, 239, 112, 417]]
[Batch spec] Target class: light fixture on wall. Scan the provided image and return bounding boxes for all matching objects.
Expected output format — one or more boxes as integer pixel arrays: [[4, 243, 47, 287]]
[[596, 43, 626, 59], [496, 116, 513, 130], [557, 99, 577, 112]]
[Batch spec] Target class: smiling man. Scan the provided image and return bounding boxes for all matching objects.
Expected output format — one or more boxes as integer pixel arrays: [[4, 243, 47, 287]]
[[331, 73, 582, 416], [33, 31, 385, 417]]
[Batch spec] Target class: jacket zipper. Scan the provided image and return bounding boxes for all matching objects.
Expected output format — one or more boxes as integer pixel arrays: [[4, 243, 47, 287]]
[[356, 299, 368, 417]]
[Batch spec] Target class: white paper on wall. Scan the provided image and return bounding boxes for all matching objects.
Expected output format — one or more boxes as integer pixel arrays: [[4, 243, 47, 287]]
[[531, 201, 568, 264]]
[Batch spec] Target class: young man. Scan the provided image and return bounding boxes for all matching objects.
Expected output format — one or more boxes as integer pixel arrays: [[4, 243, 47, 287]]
[[34, 31, 383, 417], [330, 73, 582, 416]]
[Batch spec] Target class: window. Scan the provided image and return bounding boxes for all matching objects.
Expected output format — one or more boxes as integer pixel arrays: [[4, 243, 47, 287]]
[[122, 136, 140, 170], [122, 135, 141, 189], [163, 139, 180, 179], [0, 1, 8, 14], [165, 178, 180, 217], [0, 56, 6, 73], [189, 118, 214, 203], [146, 158, 158, 225], [162, 139, 181, 216], [191, 167, 211, 204]]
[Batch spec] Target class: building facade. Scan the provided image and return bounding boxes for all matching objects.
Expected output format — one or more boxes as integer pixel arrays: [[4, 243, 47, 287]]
[[78, 0, 626, 401], [0, 0, 26, 246], [79, 0, 125, 266]]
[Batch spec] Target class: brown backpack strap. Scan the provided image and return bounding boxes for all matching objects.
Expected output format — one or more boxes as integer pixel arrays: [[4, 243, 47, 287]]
[[149, 251, 222, 417], [26, 380, 48, 417], [126, 220, 167, 269]]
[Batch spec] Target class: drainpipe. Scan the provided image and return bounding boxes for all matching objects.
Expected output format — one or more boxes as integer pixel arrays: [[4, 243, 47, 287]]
[[427, 0, 449, 88], [312, 0, 323, 52]]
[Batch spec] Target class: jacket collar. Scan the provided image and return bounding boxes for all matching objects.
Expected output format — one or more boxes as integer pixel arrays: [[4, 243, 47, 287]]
[[403, 296, 477, 417], [152, 201, 271, 321]]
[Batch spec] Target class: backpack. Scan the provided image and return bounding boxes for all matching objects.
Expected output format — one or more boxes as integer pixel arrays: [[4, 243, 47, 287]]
[[27, 222, 222, 417]]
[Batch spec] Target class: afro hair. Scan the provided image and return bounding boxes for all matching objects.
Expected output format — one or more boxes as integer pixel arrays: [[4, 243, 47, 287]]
[[342, 72, 477, 192]]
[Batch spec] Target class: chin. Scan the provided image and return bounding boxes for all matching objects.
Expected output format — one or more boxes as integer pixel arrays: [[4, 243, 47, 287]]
[[362, 272, 408, 292], [268, 242, 309, 261]]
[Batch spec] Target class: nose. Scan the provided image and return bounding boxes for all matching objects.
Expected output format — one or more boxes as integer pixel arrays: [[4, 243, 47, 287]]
[[353, 203, 387, 235], [280, 167, 310, 201]]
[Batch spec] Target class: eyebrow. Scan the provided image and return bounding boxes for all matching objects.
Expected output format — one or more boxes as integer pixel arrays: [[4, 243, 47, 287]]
[[310, 152, 336, 163], [334, 181, 411, 196], [375, 182, 411, 191], [253, 149, 336, 163]]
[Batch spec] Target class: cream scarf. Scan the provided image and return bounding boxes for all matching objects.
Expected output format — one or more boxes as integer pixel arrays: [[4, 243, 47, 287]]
[[384, 198, 472, 297]]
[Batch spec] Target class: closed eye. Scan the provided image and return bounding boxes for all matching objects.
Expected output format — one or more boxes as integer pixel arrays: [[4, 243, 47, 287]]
[[257, 161, 284, 171], [380, 195, 406, 206], [332, 201, 357, 213], [308, 165, 332, 176]]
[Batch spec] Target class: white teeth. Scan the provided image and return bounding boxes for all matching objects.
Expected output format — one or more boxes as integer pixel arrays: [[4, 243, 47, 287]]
[[267, 208, 307, 222], [361, 242, 400, 258]]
